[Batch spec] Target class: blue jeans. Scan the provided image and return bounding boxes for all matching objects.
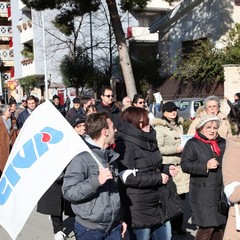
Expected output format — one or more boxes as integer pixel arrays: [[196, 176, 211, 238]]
[[75, 221, 122, 240], [128, 221, 171, 240], [154, 103, 161, 115]]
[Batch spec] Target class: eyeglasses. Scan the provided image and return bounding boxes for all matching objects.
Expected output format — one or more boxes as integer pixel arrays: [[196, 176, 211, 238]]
[[207, 105, 218, 109], [104, 95, 114, 98], [138, 101, 145, 104]]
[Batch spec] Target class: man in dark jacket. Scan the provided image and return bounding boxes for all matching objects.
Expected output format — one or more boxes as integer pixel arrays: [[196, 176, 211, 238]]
[[96, 86, 121, 129], [17, 95, 37, 129], [63, 112, 127, 240], [52, 94, 66, 117], [66, 97, 82, 121]]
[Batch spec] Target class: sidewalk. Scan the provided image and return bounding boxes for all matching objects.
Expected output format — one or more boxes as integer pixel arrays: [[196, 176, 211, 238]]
[[0, 196, 196, 240]]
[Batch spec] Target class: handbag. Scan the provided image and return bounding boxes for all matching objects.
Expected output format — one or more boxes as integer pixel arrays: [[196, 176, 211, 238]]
[[158, 182, 184, 222], [217, 185, 229, 216]]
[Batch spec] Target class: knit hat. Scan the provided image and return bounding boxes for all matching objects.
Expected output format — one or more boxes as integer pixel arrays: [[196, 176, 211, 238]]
[[53, 94, 59, 100], [69, 115, 85, 128], [73, 97, 80, 103], [195, 115, 221, 130], [162, 101, 179, 113]]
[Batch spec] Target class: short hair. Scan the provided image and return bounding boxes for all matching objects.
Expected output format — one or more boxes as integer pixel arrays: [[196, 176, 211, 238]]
[[26, 95, 37, 103], [0, 104, 9, 116], [204, 95, 220, 109], [121, 106, 149, 129], [80, 96, 92, 107], [101, 86, 113, 96], [86, 111, 110, 139], [132, 94, 144, 104], [86, 104, 97, 114], [122, 96, 132, 106], [0, 98, 5, 104]]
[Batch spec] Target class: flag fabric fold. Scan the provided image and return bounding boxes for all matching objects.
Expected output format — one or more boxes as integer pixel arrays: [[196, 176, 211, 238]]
[[0, 100, 90, 240]]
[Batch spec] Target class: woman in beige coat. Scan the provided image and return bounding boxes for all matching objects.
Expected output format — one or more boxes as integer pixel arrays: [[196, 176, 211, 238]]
[[188, 95, 232, 139], [222, 106, 240, 240], [153, 101, 189, 236]]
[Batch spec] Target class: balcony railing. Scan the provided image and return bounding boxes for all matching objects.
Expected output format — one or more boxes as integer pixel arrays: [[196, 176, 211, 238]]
[[0, 26, 12, 37], [0, 49, 14, 61], [22, 59, 35, 77], [2, 72, 11, 81], [0, 2, 10, 17], [127, 26, 158, 42]]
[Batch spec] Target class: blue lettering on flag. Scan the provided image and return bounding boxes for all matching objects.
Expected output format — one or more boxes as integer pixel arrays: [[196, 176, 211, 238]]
[[0, 127, 63, 205]]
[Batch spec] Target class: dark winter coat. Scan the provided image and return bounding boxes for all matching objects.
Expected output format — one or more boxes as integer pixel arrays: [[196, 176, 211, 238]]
[[181, 132, 227, 227], [54, 104, 66, 117], [37, 172, 74, 217], [17, 109, 30, 129], [114, 120, 170, 228], [96, 102, 121, 129], [65, 107, 83, 122]]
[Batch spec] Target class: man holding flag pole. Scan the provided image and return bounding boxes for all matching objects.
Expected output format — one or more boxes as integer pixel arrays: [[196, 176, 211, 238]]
[[0, 100, 104, 240], [62, 111, 127, 240]]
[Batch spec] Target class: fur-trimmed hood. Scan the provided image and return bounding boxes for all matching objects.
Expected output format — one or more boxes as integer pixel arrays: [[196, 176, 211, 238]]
[[196, 106, 228, 121], [151, 116, 184, 127]]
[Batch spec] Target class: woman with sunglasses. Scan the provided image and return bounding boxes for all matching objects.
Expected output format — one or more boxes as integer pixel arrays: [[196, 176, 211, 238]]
[[115, 106, 178, 240]]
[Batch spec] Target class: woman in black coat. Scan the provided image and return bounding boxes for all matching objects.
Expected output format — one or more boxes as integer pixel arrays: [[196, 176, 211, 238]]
[[115, 106, 178, 240], [181, 114, 227, 240]]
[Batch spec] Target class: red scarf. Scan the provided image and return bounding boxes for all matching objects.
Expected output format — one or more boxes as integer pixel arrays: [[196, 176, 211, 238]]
[[194, 131, 221, 156]]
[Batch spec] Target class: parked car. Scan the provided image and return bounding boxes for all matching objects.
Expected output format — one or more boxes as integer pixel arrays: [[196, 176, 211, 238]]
[[172, 98, 204, 120]]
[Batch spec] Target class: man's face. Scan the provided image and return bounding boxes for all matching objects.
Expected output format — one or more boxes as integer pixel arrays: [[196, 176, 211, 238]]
[[101, 89, 114, 106], [53, 98, 60, 105], [27, 99, 37, 110], [106, 118, 116, 145], [134, 98, 145, 108], [73, 102, 80, 110]]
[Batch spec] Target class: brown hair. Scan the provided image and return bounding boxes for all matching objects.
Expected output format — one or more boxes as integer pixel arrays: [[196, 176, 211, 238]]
[[121, 106, 149, 129], [86, 111, 109, 139]]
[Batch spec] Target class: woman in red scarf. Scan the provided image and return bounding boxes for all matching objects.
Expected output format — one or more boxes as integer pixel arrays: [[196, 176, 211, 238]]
[[181, 114, 227, 240]]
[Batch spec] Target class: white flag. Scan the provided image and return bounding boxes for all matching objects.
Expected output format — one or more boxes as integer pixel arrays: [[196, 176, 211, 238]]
[[0, 100, 90, 240]]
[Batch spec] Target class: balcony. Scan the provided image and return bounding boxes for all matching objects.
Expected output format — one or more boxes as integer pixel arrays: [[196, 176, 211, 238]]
[[0, 49, 13, 61], [17, 20, 33, 43], [21, 59, 36, 77], [0, 2, 10, 17], [127, 26, 158, 42], [18, 0, 29, 11], [0, 25, 12, 38]]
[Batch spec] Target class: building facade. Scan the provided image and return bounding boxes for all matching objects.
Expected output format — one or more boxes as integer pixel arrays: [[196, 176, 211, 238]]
[[0, 0, 13, 102]]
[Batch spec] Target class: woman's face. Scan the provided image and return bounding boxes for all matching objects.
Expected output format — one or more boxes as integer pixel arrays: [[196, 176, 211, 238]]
[[74, 123, 86, 135], [205, 100, 219, 115], [200, 121, 219, 140], [163, 110, 178, 120]]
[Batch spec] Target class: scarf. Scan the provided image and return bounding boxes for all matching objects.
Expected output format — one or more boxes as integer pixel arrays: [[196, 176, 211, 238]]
[[194, 131, 221, 156]]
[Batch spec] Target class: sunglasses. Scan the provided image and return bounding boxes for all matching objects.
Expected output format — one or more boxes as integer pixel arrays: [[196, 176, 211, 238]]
[[138, 101, 145, 104], [104, 95, 114, 98]]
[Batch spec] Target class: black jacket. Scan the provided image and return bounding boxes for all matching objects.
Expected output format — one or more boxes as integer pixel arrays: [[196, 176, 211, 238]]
[[181, 132, 227, 227], [114, 120, 169, 228], [96, 102, 121, 129]]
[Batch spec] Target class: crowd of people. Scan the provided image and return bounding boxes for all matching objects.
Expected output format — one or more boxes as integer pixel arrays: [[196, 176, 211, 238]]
[[0, 88, 240, 240]]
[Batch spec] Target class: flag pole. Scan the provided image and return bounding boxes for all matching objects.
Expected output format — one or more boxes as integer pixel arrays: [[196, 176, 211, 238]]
[[42, 11, 48, 99]]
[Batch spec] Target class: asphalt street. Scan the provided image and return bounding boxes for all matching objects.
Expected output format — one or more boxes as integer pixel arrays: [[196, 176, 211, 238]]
[[0, 194, 196, 240]]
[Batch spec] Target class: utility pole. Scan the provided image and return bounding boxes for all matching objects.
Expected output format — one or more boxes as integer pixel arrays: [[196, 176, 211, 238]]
[[42, 11, 48, 99]]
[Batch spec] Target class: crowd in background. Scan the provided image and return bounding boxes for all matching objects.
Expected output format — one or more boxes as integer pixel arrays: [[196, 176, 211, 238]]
[[0, 87, 240, 240]]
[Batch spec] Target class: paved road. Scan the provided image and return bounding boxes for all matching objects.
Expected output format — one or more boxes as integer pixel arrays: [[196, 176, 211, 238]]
[[0, 195, 196, 239]]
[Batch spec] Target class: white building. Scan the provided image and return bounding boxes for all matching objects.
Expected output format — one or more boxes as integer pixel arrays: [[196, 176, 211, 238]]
[[0, 0, 13, 101], [149, 0, 240, 78]]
